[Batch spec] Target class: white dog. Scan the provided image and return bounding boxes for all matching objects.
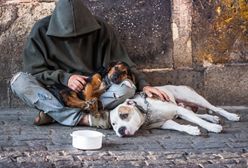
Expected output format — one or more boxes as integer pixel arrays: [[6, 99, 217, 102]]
[[110, 85, 240, 137]]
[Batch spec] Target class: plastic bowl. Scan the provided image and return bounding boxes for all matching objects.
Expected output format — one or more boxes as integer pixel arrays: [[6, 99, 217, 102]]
[[71, 130, 105, 150]]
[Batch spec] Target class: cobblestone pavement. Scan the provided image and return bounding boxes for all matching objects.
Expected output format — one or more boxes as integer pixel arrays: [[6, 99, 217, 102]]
[[0, 107, 247, 168]]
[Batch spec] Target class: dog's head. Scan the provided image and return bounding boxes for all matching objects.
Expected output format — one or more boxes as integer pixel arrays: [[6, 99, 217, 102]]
[[106, 61, 135, 84], [110, 99, 145, 137]]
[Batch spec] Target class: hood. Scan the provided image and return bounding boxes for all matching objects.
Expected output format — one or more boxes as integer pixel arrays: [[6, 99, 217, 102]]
[[46, 0, 101, 37]]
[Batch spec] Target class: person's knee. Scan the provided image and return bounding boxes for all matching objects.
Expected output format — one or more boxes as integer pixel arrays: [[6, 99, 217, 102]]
[[118, 80, 136, 99], [120, 85, 135, 100], [10, 72, 38, 96], [10, 72, 26, 94], [100, 79, 136, 109]]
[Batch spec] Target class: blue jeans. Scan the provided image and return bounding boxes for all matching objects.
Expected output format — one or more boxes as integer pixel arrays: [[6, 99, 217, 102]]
[[10, 72, 136, 126]]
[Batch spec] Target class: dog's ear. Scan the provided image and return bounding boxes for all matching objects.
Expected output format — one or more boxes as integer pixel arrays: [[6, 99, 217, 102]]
[[118, 106, 132, 120], [98, 61, 119, 76], [118, 106, 132, 113], [97, 66, 108, 76], [126, 100, 147, 114], [119, 61, 129, 67], [117, 62, 136, 84], [106, 61, 118, 72]]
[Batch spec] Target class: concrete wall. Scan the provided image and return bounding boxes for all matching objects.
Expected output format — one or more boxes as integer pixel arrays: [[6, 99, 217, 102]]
[[0, 0, 247, 107]]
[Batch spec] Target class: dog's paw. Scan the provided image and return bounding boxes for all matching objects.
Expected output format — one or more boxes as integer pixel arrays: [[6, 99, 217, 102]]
[[185, 126, 201, 136], [216, 107, 240, 121], [226, 113, 240, 121], [198, 114, 220, 124], [206, 115, 220, 124], [82, 98, 98, 111], [207, 124, 222, 133], [211, 115, 220, 123]]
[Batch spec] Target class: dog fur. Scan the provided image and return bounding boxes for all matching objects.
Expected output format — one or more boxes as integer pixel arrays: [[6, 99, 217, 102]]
[[110, 85, 240, 137], [48, 61, 135, 118]]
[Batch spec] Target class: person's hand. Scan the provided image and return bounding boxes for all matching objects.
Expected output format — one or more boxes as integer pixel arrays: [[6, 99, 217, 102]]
[[143, 86, 170, 102], [68, 75, 88, 92]]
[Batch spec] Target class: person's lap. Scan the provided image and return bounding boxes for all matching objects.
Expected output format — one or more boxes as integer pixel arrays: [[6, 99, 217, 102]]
[[10, 72, 136, 126]]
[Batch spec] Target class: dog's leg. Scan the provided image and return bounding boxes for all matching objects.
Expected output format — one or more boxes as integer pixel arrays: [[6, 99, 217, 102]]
[[196, 114, 220, 124], [84, 84, 94, 100], [207, 106, 240, 121], [60, 91, 85, 108], [161, 120, 201, 136], [163, 85, 240, 121], [60, 91, 98, 111], [177, 107, 223, 133]]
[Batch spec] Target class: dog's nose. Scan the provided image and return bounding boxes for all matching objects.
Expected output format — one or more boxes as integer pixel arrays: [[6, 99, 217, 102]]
[[118, 126, 126, 136], [111, 74, 120, 83]]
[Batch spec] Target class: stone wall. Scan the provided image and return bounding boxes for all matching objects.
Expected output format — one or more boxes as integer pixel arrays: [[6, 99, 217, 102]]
[[83, 0, 173, 69], [0, 0, 56, 107], [0, 0, 247, 107], [192, 0, 248, 65], [191, 0, 248, 105]]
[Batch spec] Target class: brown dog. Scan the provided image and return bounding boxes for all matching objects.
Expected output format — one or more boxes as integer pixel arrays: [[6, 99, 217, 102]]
[[48, 61, 135, 118]]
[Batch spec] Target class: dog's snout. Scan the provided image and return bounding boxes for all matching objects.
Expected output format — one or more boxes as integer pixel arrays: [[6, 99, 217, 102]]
[[112, 73, 119, 81], [111, 75, 121, 84], [118, 126, 126, 136], [110, 69, 127, 84]]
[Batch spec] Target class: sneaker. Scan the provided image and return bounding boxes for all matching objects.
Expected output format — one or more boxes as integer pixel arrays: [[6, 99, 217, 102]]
[[89, 110, 111, 129]]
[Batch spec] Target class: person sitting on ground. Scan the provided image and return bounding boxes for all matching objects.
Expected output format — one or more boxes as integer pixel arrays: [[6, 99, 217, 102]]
[[10, 0, 169, 129]]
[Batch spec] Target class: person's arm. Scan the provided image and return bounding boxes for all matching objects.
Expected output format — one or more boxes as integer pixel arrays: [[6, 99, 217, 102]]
[[130, 67, 150, 91], [23, 29, 72, 86], [131, 67, 170, 101], [23, 36, 88, 92], [107, 24, 170, 101]]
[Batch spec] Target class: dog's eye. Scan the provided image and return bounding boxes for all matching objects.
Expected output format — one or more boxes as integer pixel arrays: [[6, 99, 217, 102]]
[[112, 123, 116, 126], [120, 113, 129, 120], [120, 70, 127, 75]]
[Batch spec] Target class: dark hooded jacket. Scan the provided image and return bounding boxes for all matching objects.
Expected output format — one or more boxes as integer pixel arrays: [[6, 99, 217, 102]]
[[23, 0, 149, 90]]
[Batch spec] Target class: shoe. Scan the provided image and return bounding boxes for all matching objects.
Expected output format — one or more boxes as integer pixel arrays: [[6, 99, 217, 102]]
[[34, 111, 54, 126], [89, 110, 111, 129]]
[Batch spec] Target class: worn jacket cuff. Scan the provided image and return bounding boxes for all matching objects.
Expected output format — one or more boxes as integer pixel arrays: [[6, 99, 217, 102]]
[[138, 80, 150, 91], [61, 72, 72, 86]]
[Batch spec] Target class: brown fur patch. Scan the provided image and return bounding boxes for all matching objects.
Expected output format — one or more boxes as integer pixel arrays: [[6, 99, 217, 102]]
[[118, 106, 132, 114]]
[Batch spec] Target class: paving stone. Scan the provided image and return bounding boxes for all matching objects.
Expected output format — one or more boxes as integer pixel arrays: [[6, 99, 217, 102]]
[[54, 160, 82, 168], [0, 107, 248, 167], [192, 141, 227, 149], [46, 144, 73, 152], [227, 142, 248, 149], [46, 155, 74, 163], [0, 161, 18, 168], [2, 146, 33, 152], [114, 153, 145, 161]]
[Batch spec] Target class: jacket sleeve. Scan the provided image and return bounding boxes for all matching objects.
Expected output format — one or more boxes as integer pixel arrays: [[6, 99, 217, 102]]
[[109, 28, 150, 91], [130, 67, 150, 91], [23, 35, 71, 86]]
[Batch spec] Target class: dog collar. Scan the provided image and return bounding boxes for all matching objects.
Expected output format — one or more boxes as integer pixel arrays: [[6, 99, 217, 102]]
[[135, 92, 152, 128], [103, 76, 112, 88]]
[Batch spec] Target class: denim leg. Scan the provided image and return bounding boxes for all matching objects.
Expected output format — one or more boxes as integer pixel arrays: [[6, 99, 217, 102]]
[[10, 72, 83, 126], [100, 79, 136, 110]]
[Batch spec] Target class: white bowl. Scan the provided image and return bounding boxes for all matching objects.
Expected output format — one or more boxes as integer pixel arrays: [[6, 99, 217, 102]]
[[71, 130, 105, 150]]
